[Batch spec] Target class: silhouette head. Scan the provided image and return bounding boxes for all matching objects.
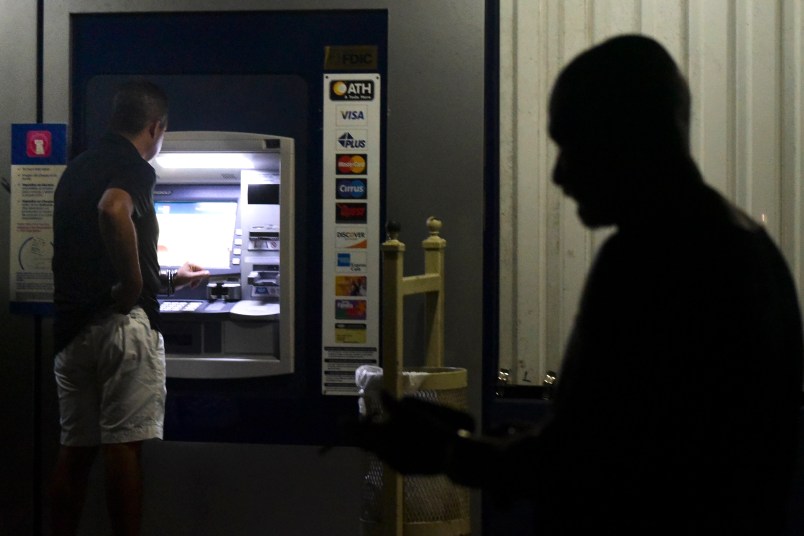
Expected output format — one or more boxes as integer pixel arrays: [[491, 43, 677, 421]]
[[549, 35, 693, 228]]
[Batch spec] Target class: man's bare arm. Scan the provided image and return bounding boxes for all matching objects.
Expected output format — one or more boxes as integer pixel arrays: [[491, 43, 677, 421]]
[[98, 187, 142, 313]]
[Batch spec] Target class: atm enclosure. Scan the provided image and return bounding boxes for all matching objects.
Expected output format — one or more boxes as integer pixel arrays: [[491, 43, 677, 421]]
[[151, 131, 294, 380]]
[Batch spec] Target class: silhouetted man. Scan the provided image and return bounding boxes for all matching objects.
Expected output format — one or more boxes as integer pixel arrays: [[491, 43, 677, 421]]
[[359, 35, 803, 535]]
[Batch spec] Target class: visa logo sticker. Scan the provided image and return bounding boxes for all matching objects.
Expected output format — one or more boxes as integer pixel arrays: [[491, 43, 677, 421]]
[[336, 106, 368, 126]]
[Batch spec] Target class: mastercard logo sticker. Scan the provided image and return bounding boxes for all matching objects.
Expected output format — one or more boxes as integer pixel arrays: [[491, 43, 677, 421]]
[[336, 154, 367, 175]]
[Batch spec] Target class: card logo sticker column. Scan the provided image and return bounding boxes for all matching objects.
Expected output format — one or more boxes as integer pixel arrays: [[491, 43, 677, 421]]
[[323, 74, 381, 395]]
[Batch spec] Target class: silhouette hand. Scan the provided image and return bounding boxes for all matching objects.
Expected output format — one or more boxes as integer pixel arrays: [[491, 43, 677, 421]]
[[352, 392, 475, 475]]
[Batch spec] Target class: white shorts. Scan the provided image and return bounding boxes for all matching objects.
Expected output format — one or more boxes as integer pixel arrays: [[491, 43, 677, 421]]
[[54, 306, 166, 446]]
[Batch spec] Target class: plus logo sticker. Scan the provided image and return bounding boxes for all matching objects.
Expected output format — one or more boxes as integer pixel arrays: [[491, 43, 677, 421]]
[[26, 131, 52, 157]]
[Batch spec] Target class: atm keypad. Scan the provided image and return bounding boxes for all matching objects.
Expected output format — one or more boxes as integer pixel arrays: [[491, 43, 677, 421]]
[[160, 301, 203, 312]]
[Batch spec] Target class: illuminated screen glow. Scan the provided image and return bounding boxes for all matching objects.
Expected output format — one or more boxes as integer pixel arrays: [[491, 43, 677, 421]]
[[154, 153, 256, 169], [155, 201, 238, 269]]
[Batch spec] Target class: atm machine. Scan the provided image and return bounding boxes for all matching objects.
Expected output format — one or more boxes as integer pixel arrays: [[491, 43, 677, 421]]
[[150, 131, 294, 379]]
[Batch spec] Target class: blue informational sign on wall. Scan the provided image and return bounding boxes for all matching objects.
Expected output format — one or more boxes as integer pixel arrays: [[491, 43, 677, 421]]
[[9, 123, 67, 315]]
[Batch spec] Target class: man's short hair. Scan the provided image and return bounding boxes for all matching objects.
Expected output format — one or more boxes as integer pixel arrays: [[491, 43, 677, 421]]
[[549, 35, 691, 155], [109, 79, 169, 136]]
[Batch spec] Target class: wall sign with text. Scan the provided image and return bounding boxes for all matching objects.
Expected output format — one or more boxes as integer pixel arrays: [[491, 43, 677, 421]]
[[9, 123, 67, 315]]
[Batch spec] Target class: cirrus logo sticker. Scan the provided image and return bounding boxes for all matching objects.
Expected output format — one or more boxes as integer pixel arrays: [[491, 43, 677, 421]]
[[336, 154, 367, 175], [336, 179, 367, 200]]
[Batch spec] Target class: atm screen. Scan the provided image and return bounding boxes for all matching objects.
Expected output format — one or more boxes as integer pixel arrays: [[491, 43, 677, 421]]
[[155, 201, 238, 269]]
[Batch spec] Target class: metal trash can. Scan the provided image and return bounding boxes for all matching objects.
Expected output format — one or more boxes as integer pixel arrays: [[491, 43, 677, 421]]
[[356, 365, 471, 536]]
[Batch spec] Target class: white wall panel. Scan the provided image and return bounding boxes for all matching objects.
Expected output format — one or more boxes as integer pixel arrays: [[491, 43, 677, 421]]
[[500, 0, 804, 385], [735, 0, 782, 237], [688, 0, 733, 197], [781, 0, 804, 286]]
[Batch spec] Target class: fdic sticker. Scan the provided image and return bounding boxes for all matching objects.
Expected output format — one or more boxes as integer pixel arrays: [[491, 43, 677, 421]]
[[324, 46, 378, 71]]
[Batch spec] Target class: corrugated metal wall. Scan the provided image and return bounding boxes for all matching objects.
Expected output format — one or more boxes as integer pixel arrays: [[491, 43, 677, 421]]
[[499, 0, 804, 384]]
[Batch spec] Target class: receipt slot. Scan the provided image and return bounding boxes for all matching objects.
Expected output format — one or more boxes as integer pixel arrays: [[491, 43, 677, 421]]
[[150, 131, 294, 379]]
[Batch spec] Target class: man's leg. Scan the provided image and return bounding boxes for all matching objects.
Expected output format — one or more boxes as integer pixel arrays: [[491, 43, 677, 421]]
[[50, 445, 99, 536], [103, 441, 144, 536], [97, 309, 165, 536]]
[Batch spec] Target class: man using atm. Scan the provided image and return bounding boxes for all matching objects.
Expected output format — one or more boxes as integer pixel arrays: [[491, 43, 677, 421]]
[[50, 79, 208, 536]]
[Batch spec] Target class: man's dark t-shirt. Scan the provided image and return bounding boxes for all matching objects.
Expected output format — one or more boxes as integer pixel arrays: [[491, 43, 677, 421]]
[[53, 132, 161, 353]]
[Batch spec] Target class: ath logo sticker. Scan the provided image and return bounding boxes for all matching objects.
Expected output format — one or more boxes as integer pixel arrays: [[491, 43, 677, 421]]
[[330, 80, 375, 101]]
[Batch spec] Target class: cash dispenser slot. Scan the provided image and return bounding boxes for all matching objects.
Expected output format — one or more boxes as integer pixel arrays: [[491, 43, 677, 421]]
[[248, 265, 280, 286]]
